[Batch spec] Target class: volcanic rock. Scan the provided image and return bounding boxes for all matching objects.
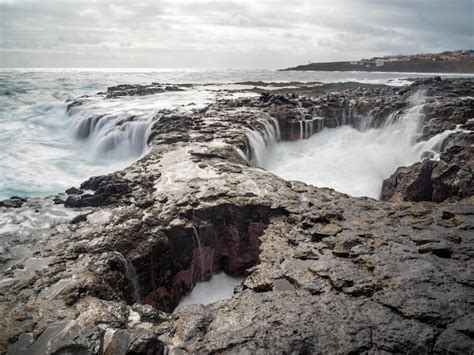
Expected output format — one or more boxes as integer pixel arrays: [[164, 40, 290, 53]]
[[0, 196, 27, 208], [1, 78, 473, 354]]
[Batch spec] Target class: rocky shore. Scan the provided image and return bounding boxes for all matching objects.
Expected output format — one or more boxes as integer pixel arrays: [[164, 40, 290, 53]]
[[282, 58, 474, 73], [1, 78, 473, 354]]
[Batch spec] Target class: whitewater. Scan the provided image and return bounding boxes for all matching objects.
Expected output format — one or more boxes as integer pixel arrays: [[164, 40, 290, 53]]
[[261, 92, 459, 198], [1, 68, 473, 200]]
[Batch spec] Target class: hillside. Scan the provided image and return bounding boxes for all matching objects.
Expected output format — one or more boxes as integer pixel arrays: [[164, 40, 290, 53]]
[[283, 51, 474, 73]]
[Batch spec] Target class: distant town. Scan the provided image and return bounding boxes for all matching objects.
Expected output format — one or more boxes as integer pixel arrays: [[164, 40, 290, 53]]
[[350, 50, 474, 68], [283, 50, 474, 73]]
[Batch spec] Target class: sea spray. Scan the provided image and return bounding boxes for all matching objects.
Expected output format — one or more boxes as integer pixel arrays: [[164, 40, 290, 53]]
[[1, 70, 470, 200], [261, 92, 457, 198]]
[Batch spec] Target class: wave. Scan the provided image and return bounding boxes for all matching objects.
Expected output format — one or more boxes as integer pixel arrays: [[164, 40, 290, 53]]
[[249, 92, 458, 199], [1, 69, 470, 200]]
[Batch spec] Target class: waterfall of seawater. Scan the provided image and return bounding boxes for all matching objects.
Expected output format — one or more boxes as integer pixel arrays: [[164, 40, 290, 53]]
[[71, 111, 153, 161], [245, 117, 281, 166], [191, 226, 206, 282], [68, 90, 217, 164], [114, 252, 141, 304], [247, 93, 459, 199]]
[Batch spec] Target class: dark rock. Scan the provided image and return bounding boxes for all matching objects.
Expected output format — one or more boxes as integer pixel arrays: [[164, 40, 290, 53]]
[[70, 214, 88, 224], [80, 175, 112, 190], [0, 196, 27, 208], [64, 195, 83, 208], [417, 242, 453, 258], [80, 194, 107, 208], [53, 196, 65, 205], [3, 78, 474, 355], [66, 175, 132, 208], [66, 187, 84, 195], [105, 83, 184, 98], [66, 99, 83, 113], [431, 145, 474, 202], [137, 199, 154, 209], [381, 160, 434, 202], [382, 145, 474, 202]]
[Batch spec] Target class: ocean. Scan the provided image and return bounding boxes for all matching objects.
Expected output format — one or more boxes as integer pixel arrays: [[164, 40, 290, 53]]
[[1, 68, 472, 200]]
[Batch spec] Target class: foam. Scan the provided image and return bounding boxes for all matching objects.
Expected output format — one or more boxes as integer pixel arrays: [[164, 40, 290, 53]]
[[175, 273, 242, 311]]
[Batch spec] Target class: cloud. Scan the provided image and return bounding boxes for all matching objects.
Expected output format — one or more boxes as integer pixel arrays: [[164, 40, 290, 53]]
[[0, 0, 472, 68]]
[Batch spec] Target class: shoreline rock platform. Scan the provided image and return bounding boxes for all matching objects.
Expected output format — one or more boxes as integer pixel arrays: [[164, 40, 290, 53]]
[[1, 78, 473, 354]]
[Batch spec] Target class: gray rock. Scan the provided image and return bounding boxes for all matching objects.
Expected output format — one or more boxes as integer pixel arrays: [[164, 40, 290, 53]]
[[2, 78, 473, 354]]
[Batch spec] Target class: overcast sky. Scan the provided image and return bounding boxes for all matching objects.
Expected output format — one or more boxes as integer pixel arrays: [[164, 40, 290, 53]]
[[0, 0, 472, 68]]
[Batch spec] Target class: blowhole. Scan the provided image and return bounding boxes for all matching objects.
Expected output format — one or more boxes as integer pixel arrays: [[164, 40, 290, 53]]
[[118, 204, 277, 313]]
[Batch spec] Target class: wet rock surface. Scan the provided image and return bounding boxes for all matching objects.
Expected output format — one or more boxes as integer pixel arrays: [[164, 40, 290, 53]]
[[64, 174, 133, 208], [1, 78, 473, 354], [105, 84, 184, 99], [382, 145, 474, 202]]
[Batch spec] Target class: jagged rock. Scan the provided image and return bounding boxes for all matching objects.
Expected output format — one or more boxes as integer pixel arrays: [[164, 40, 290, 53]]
[[0, 196, 27, 208], [105, 84, 184, 99], [64, 194, 83, 208], [63, 174, 133, 208], [431, 145, 474, 202], [381, 160, 435, 202], [382, 145, 474, 202], [66, 187, 84, 195]]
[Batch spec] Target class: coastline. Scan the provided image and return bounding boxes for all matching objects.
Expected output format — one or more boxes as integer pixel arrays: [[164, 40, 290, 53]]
[[281, 58, 474, 74], [1, 77, 473, 354]]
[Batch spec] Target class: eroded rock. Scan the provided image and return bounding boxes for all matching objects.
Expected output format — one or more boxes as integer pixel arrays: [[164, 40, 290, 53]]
[[382, 145, 474, 202], [1, 78, 473, 354]]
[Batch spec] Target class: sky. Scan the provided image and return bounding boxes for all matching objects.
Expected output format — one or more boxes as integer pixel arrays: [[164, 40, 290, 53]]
[[0, 0, 472, 68]]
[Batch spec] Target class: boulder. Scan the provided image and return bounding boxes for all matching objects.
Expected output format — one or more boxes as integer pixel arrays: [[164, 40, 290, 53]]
[[381, 160, 434, 202], [63, 175, 132, 208], [382, 145, 474, 202], [0, 196, 27, 208]]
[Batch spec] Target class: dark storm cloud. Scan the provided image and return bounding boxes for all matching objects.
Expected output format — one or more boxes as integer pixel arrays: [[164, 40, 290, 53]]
[[0, 0, 472, 68]]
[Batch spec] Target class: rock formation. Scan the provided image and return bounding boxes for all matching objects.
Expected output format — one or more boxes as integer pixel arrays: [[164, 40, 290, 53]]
[[0, 78, 473, 354]]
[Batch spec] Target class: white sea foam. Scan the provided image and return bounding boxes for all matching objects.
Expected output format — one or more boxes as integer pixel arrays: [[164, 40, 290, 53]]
[[175, 273, 242, 311], [0, 85, 213, 199], [262, 94, 456, 199], [1, 69, 471, 199]]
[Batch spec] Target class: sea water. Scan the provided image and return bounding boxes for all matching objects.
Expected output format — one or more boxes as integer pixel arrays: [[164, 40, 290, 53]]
[[175, 273, 242, 311], [262, 93, 459, 198], [1, 68, 472, 200]]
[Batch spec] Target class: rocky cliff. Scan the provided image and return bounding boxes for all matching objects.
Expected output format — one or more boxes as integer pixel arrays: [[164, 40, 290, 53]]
[[0, 78, 473, 354]]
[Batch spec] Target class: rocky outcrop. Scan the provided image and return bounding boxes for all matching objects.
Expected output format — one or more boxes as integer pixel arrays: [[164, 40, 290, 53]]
[[105, 84, 184, 99], [64, 173, 132, 208], [1, 78, 473, 354], [0, 196, 27, 208], [382, 145, 474, 202]]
